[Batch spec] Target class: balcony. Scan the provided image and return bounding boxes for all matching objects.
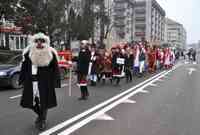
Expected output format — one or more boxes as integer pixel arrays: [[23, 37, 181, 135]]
[[135, 24, 146, 29], [135, 14, 146, 18], [114, 15, 126, 20], [114, 22, 126, 27], [135, 8, 146, 14]]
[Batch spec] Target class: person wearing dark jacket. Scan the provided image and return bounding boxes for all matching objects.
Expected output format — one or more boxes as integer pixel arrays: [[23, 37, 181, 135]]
[[112, 47, 124, 85], [124, 48, 133, 82], [77, 40, 91, 100], [19, 32, 61, 130]]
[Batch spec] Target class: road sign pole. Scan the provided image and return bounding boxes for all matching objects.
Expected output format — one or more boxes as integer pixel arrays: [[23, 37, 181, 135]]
[[69, 68, 72, 96]]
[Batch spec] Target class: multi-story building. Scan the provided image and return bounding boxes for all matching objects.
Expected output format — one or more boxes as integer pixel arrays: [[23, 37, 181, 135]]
[[134, 0, 166, 44], [112, 0, 135, 43], [165, 18, 187, 49], [0, 17, 27, 50]]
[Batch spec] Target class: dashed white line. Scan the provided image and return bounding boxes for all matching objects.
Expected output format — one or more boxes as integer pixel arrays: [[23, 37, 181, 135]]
[[140, 90, 149, 93], [121, 99, 136, 104], [9, 94, 22, 99], [149, 83, 158, 87]]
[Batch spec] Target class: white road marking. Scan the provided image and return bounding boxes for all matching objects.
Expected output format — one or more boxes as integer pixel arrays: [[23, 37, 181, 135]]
[[149, 83, 157, 87], [58, 65, 181, 135], [185, 61, 189, 64], [139, 90, 149, 93], [162, 75, 169, 79], [10, 83, 69, 99], [61, 83, 69, 87], [121, 99, 136, 104], [39, 70, 167, 135], [193, 62, 197, 65], [157, 78, 164, 82], [94, 113, 114, 121], [188, 68, 197, 75], [9, 94, 22, 99]]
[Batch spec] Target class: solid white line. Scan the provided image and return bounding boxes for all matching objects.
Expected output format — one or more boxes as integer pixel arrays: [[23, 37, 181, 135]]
[[39, 70, 167, 135], [58, 65, 181, 135], [9, 94, 22, 99]]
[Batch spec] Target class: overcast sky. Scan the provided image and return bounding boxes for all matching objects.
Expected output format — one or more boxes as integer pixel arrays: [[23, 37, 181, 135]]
[[157, 0, 199, 44]]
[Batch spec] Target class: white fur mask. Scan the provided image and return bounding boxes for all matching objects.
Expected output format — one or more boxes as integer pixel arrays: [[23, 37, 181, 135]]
[[29, 33, 53, 67]]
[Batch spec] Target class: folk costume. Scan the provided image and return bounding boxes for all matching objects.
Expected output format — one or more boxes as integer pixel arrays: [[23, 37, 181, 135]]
[[19, 32, 61, 130], [77, 41, 90, 100], [139, 45, 146, 76], [164, 48, 171, 69], [133, 45, 140, 74], [102, 52, 112, 84]]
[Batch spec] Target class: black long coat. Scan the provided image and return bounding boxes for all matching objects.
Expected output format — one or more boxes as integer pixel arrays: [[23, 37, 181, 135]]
[[77, 49, 90, 75], [19, 51, 61, 110]]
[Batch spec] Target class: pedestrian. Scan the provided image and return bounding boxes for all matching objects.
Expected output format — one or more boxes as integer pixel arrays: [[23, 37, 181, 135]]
[[164, 48, 171, 69], [124, 47, 133, 82], [138, 44, 146, 77], [112, 46, 124, 85], [102, 51, 112, 84], [19, 32, 61, 130], [192, 49, 196, 62], [77, 40, 90, 100], [148, 46, 156, 73], [133, 44, 140, 76], [88, 44, 98, 86]]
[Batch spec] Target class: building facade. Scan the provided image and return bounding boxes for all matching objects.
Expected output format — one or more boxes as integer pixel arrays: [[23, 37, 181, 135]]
[[134, 0, 166, 44], [165, 18, 187, 49], [0, 18, 28, 50], [112, 0, 135, 43]]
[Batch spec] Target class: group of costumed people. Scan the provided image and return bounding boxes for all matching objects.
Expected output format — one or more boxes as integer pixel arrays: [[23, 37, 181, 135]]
[[18, 32, 176, 131], [76, 40, 176, 100]]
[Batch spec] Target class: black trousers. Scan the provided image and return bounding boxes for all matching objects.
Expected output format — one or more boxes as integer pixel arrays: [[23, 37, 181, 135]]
[[80, 86, 89, 98], [32, 97, 48, 121], [125, 68, 132, 82]]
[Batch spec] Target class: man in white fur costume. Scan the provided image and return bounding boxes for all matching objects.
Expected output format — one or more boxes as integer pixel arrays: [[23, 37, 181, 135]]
[[19, 32, 61, 130]]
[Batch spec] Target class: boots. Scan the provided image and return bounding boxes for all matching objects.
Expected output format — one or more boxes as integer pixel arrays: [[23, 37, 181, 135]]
[[37, 109, 47, 131]]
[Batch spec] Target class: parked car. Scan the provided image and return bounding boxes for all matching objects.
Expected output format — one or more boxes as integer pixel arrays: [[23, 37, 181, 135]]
[[0, 52, 23, 89], [0, 49, 71, 89]]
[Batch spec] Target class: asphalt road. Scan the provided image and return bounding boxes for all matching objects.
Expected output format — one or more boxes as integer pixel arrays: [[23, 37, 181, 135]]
[[0, 59, 199, 135]]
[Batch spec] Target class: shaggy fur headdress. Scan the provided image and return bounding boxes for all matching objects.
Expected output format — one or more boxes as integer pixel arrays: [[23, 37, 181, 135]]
[[23, 33, 59, 66]]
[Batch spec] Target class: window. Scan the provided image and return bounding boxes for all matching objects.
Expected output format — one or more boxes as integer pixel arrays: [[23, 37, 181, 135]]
[[16, 37, 20, 49], [20, 37, 24, 49]]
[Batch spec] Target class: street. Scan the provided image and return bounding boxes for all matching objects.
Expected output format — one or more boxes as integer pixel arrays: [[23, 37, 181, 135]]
[[0, 60, 199, 135]]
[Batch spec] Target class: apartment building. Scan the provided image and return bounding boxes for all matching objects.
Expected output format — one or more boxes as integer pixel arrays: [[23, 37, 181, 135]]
[[112, 0, 135, 43], [165, 18, 187, 49], [134, 0, 166, 44]]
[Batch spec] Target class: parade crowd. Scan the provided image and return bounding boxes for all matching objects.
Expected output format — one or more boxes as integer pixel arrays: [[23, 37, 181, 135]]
[[76, 40, 177, 100], [18, 31, 180, 131]]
